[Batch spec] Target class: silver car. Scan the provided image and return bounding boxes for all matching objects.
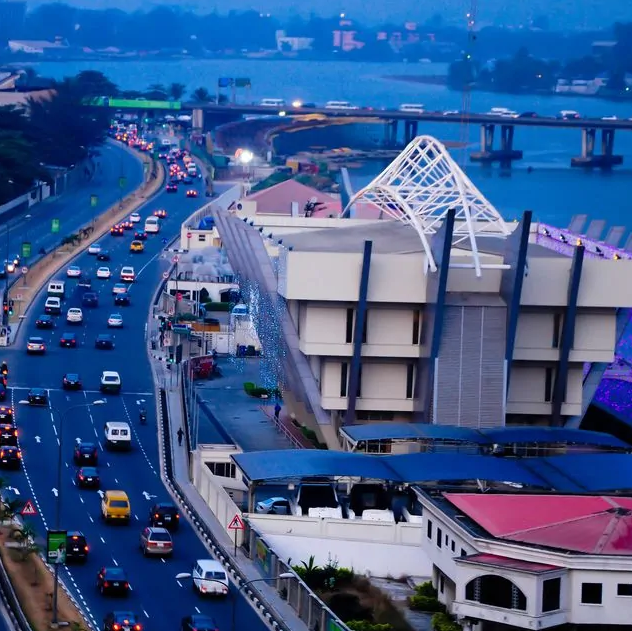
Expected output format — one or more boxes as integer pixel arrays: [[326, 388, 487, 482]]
[[139, 526, 173, 556]]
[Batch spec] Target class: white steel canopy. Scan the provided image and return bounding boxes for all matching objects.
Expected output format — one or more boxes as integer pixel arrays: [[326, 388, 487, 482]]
[[345, 135, 511, 277]]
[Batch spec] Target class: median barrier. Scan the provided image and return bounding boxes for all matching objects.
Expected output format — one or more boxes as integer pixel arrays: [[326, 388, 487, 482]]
[[7, 148, 165, 342]]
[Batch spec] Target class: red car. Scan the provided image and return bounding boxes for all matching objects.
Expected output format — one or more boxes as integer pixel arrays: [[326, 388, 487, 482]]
[[110, 225, 124, 236], [186, 190, 198, 198], [165, 183, 177, 193]]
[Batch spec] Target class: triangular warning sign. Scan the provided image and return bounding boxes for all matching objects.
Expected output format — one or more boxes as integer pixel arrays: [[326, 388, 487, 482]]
[[20, 500, 37, 516], [227, 514, 244, 530]]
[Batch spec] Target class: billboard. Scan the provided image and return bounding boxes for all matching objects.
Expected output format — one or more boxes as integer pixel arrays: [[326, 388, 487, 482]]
[[47, 530, 67, 565], [87, 97, 181, 110]]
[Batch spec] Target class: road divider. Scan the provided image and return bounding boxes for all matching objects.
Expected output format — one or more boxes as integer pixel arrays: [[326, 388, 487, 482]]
[[7, 147, 165, 341]]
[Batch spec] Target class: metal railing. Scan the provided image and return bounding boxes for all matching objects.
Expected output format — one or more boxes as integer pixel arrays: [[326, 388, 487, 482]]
[[0, 553, 31, 631]]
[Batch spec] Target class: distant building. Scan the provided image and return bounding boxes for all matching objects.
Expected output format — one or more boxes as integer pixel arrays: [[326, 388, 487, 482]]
[[275, 30, 313, 52], [0, 1, 26, 48], [8, 37, 70, 55]]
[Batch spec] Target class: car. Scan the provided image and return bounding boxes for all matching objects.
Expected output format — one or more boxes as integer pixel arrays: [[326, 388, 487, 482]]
[[95, 334, 115, 350], [78, 277, 92, 290], [27, 388, 48, 405], [59, 332, 77, 348], [83, 292, 99, 308], [0, 407, 14, 424], [519, 111, 538, 118], [36, 314, 54, 329], [133, 231, 147, 241], [66, 308, 83, 324], [97, 267, 112, 279], [101, 490, 131, 523], [120, 267, 135, 282], [149, 503, 180, 531], [74, 441, 98, 465], [97, 251, 111, 262], [112, 283, 127, 295], [107, 314, 123, 328], [153, 209, 167, 218], [129, 212, 141, 223], [76, 466, 100, 489], [4, 261, 15, 274], [182, 175, 193, 184], [88, 243, 102, 255], [181, 615, 218, 631], [66, 265, 82, 278], [110, 225, 125, 236], [100, 371, 121, 393], [65, 531, 89, 562], [26, 337, 46, 354], [255, 496, 291, 515], [96, 567, 130, 596], [129, 241, 144, 253], [62, 373, 82, 390], [165, 183, 177, 193], [0, 385, 6, 402], [139, 526, 173, 556], [121, 221, 133, 230], [44, 297, 62, 314], [103, 611, 143, 631], [0, 424, 18, 447], [0, 446, 21, 469], [186, 190, 198, 198], [191, 560, 229, 596], [114, 293, 131, 307]]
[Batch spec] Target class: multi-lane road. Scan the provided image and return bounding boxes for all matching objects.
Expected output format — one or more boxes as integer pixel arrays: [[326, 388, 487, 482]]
[[1, 155, 267, 631]]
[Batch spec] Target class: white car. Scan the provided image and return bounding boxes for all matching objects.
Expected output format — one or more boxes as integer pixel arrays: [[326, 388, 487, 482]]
[[602, 115, 618, 121], [96, 267, 111, 279], [191, 560, 229, 596], [88, 243, 102, 255], [66, 266, 81, 278], [66, 308, 83, 324], [120, 266, 135, 282], [100, 371, 121, 394], [107, 313, 123, 328], [112, 283, 127, 295], [129, 212, 141, 223]]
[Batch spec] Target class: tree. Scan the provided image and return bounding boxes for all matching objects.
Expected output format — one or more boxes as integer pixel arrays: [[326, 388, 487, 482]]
[[168, 83, 186, 100], [192, 87, 211, 102], [145, 83, 168, 100]]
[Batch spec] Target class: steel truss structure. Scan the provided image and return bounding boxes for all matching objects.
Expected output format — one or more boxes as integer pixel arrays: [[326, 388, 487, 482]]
[[345, 135, 511, 277]]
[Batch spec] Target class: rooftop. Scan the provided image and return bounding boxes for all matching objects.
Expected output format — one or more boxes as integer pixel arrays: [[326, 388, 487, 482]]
[[455, 553, 562, 573]]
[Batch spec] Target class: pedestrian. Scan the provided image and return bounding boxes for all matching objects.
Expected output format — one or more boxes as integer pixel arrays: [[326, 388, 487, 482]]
[[274, 402, 282, 421], [177, 427, 184, 446]]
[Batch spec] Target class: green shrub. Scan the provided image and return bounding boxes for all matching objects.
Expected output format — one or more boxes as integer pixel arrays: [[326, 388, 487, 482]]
[[250, 387, 270, 398], [415, 581, 438, 598], [176, 313, 197, 321], [243, 382, 255, 393], [409, 595, 445, 612], [431, 613, 461, 631], [347, 622, 392, 631], [203, 301, 230, 312]]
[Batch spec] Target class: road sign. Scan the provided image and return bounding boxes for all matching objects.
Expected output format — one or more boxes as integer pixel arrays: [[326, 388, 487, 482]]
[[20, 500, 37, 516], [90, 195, 98, 208], [15, 294, 22, 301], [21, 242, 31, 259], [187, 232, 192, 239], [228, 514, 245, 530], [172, 255, 179, 263], [21, 267, 28, 275], [162, 271, 169, 279], [51, 218, 60, 233], [118, 176, 127, 189], [176, 292, 182, 301]]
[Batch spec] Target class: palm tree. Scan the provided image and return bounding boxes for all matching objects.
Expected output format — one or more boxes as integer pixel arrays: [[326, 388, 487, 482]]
[[168, 82, 186, 100], [1, 499, 24, 524], [145, 83, 168, 99], [191, 87, 211, 102], [11, 522, 40, 562]]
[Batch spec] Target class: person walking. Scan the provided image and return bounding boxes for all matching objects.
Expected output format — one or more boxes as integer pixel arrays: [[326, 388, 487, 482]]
[[177, 427, 184, 446], [274, 402, 282, 422]]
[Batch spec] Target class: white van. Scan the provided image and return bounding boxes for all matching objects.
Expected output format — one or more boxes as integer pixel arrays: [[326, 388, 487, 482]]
[[145, 216, 161, 233], [324, 101, 359, 110], [259, 98, 285, 107], [191, 559, 229, 596], [399, 103, 425, 113], [104, 421, 131, 450], [187, 163, 197, 176], [47, 281, 65, 299], [44, 297, 61, 315]]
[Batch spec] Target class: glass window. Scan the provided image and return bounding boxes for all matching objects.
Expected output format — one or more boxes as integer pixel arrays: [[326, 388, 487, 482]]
[[581, 583, 602, 605], [617, 584, 632, 597], [542, 577, 561, 612]]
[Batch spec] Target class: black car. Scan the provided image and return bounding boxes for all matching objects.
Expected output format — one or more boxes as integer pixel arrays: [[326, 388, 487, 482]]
[[97, 251, 111, 262], [97, 567, 130, 596], [0, 384, 6, 402], [27, 388, 48, 405], [63, 373, 82, 390], [134, 232, 147, 241], [95, 334, 114, 350], [0, 424, 17, 447], [181, 615, 218, 631], [519, 111, 538, 118], [104, 611, 143, 631], [76, 466, 100, 489], [60, 332, 77, 348], [114, 294, 130, 307], [74, 442, 98, 466], [0, 446, 21, 469], [0, 407, 13, 424], [83, 292, 99, 308], [166, 183, 177, 193], [149, 502, 180, 531], [66, 531, 89, 562], [36, 314, 54, 329]]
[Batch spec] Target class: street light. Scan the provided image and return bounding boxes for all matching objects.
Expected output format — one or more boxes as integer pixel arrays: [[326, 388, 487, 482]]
[[175, 571, 293, 631], [18, 399, 105, 627]]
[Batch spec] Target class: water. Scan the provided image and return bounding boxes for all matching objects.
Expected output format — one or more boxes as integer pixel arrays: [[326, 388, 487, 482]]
[[22, 58, 632, 230]]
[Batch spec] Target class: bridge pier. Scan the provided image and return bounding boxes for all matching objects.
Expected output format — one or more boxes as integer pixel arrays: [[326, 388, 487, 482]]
[[403, 120, 419, 145], [571, 128, 623, 168], [383, 120, 399, 147], [470, 124, 523, 166]]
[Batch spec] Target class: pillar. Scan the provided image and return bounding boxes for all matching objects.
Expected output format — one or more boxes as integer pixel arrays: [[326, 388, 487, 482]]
[[581, 128, 596, 158], [601, 129, 615, 157], [480, 124, 495, 152], [500, 125, 514, 151]]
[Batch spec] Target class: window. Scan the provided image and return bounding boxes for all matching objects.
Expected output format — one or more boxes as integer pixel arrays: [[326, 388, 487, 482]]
[[552, 313, 561, 348], [197, 234, 207, 242], [466, 576, 527, 611], [542, 577, 561, 612], [427, 520, 433, 539], [439, 575, 445, 594], [460, 549, 467, 557], [617, 584, 632, 597], [445, 534, 449, 546], [451, 540, 456, 553], [406, 364, 414, 399], [340, 363, 348, 397], [361, 313, 367, 343], [206, 462, 236, 478], [356, 365, 362, 398], [544, 367, 553, 402], [436, 527, 442, 548], [345, 309, 354, 343], [412, 310, 420, 344], [581, 583, 602, 605]]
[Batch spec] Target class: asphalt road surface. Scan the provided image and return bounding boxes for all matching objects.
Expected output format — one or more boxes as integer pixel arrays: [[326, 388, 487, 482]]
[[2, 155, 266, 631]]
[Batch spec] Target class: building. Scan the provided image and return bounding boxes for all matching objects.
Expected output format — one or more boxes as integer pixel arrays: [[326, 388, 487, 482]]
[[0, 1, 26, 48], [211, 136, 632, 449], [8, 37, 69, 55]]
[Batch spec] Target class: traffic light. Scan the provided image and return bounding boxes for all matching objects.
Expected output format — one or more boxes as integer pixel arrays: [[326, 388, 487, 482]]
[[168, 351, 174, 364], [8, 300, 14, 316], [175, 344, 183, 365]]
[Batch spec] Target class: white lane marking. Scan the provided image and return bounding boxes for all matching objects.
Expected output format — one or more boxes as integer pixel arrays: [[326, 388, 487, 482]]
[[79, 495, 84, 503], [11, 387, 154, 396], [120, 397, 157, 476], [100, 536, 106, 543], [195, 607, 201, 614], [160, 557, 165, 563], [134, 514, 139, 521], [177, 580, 183, 588], [93, 428, 98, 438], [143, 610, 149, 618], [88, 515, 94, 523], [112, 558, 118, 566]]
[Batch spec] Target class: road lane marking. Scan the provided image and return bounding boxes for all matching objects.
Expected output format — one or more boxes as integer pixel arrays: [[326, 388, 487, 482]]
[[88, 515, 94, 522], [100, 536, 106, 543], [195, 607, 201, 614], [143, 610, 149, 618], [120, 397, 157, 476], [177, 580, 183, 588], [79, 495, 84, 503], [134, 514, 139, 521], [161, 557, 165, 563], [112, 558, 118, 566], [10, 387, 154, 396]]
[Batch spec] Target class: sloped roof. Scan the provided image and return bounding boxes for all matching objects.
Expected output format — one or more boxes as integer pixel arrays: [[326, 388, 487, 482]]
[[246, 179, 337, 216], [444, 493, 632, 555]]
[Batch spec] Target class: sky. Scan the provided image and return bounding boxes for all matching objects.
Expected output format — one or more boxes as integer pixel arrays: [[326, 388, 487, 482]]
[[25, 0, 632, 28]]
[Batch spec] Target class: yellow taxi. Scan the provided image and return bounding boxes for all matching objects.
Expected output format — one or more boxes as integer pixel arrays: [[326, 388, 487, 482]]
[[130, 240, 144, 253], [101, 490, 131, 523]]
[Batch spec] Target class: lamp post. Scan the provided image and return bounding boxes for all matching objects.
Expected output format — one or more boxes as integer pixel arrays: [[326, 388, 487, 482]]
[[18, 399, 105, 627]]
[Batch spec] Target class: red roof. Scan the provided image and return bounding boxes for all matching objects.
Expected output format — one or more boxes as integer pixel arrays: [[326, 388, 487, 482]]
[[458, 553, 561, 573], [246, 180, 337, 216], [444, 493, 632, 555]]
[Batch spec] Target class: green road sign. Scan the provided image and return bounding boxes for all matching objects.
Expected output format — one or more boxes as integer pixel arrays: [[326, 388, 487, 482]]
[[235, 78, 251, 88], [21, 242, 31, 258], [119, 177, 127, 189], [90, 195, 98, 208], [143, 162, 149, 174], [51, 219, 60, 234], [47, 530, 67, 565]]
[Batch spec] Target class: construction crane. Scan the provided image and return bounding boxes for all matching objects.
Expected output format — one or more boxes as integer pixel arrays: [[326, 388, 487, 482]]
[[459, 0, 479, 166]]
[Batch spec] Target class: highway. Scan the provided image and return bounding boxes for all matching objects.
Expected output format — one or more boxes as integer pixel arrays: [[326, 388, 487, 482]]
[[0, 141, 144, 274], [1, 154, 267, 631]]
